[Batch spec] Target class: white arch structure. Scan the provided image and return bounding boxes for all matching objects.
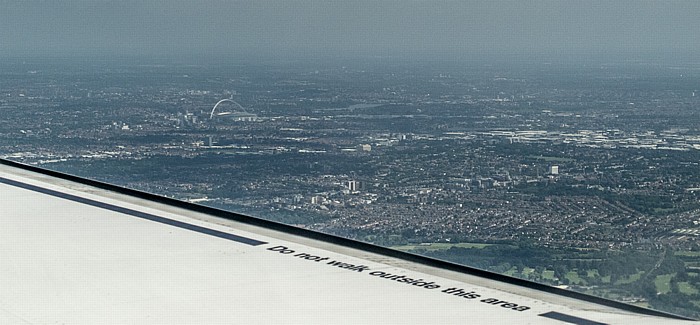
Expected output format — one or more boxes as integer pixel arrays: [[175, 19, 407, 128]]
[[210, 99, 247, 119]]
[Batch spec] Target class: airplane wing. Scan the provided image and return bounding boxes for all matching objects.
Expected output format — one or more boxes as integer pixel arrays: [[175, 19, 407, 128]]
[[0, 158, 694, 324]]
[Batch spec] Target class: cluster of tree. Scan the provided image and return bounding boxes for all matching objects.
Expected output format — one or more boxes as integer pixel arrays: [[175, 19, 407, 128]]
[[414, 243, 700, 318]]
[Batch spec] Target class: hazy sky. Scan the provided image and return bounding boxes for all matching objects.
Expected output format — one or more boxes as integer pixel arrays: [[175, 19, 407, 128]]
[[1, 0, 698, 61]]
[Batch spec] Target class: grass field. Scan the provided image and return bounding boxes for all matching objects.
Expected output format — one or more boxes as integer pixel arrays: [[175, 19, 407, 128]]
[[679, 282, 699, 295], [565, 271, 586, 285], [675, 251, 700, 257], [654, 273, 675, 294], [542, 270, 556, 280], [614, 271, 644, 285]]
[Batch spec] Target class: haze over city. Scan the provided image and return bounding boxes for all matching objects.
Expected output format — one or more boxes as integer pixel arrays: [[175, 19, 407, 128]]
[[1, 0, 700, 62]]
